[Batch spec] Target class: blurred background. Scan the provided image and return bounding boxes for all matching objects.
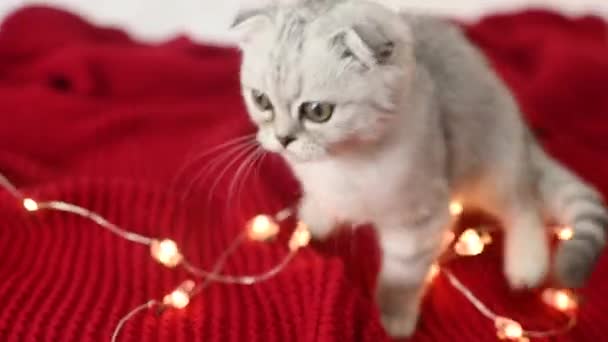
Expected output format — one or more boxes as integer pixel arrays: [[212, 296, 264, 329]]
[[1, 0, 607, 43]]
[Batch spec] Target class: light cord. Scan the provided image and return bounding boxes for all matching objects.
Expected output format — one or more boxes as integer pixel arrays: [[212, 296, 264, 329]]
[[0, 171, 579, 341], [37, 200, 155, 245], [0, 172, 23, 198], [443, 269, 498, 320], [111, 300, 159, 342], [444, 268, 577, 339]]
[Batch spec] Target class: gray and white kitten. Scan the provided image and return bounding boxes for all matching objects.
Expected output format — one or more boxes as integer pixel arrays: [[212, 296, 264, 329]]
[[232, 0, 607, 337]]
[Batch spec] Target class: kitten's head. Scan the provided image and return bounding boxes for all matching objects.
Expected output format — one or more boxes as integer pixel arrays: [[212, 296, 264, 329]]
[[233, 0, 414, 163]]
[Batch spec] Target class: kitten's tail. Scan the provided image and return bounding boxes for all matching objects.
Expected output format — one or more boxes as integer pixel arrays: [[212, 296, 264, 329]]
[[533, 143, 607, 288]]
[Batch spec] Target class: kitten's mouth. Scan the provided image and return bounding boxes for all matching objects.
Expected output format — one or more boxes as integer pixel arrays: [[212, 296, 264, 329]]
[[283, 150, 330, 164], [278, 149, 311, 164], [281, 149, 304, 162]]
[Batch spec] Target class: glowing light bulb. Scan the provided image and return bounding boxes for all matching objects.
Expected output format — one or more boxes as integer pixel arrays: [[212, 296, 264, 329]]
[[426, 263, 440, 283], [480, 231, 493, 245], [454, 229, 486, 256], [151, 239, 183, 267], [495, 316, 524, 340], [23, 198, 39, 212], [449, 201, 463, 216], [441, 231, 456, 251], [542, 288, 577, 311], [163, 280, 195, 309], [164, 290, 189, 309], [289, 221, 311, 251], [556, 226, 574, 241], [248, 214, 279, 241], [444, 231, 456, 244], [275, 208, 293, 222]]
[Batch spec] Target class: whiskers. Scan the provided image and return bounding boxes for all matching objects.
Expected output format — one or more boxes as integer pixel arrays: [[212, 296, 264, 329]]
[[173, 134, 254, 200], [173, 133, 269, 226], [225, 145, 266, 220]]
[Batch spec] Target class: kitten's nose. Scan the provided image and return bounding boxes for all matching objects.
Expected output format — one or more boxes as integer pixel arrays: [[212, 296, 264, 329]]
[[276, 135, 296, 147]]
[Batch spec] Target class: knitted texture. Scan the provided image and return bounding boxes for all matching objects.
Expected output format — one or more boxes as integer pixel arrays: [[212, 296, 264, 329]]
[[0, 6, 607, 342]]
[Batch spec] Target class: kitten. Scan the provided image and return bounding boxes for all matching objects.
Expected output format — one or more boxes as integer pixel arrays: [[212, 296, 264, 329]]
[[232, 0, 607, 337]]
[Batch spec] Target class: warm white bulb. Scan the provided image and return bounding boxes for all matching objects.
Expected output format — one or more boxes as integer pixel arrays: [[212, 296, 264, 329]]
[[151, 239, 183, 267], [444, 231, 456, 244], [275, 208, 293, 222], [495, 316, 524, 340], [480, 231, 493, 245], [556, 226, 574, 241], [248, 215, 279, 241], [163, 280, 195, 309], [289, 221, 311, 251], [553, 292, 572, 311], [164, 290, 190, 309], [426, 263, 440, 283], [23, 198, 39, 212], [441, 231, 456, 252], [542, 288, 577, 311], [454, 229, 486, 256], [449, 201, 463, 216]]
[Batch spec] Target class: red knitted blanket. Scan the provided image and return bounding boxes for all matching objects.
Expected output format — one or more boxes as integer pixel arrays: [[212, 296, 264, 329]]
[[1, 7, 607, 342]]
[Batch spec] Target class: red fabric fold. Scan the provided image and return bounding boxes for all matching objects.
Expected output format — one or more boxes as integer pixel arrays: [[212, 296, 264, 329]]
[[0, 6, 607, 342]]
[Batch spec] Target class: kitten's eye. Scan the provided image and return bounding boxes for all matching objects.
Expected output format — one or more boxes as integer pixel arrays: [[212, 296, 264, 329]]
[[251, 89, 273, 111], [299, 102, 335, 123]]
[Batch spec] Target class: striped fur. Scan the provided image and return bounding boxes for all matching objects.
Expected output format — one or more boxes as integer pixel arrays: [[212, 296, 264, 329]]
[[533, 144, 608, 287]]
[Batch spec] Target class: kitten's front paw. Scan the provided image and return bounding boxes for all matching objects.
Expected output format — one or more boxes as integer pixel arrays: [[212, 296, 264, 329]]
[[298, 198, 335, 239], [505, 239, 549, 289], [377, 284, 421, 338], [381, 312, 418, 338]]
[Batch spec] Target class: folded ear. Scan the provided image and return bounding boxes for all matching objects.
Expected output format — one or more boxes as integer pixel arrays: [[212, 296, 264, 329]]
[[230, 9, 273, 47], [329, 25, 395, 68]]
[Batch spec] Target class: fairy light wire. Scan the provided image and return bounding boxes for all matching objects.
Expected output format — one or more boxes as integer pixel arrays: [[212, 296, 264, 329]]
[[111, 300, 158, 342], [191, 232, 248, 296], [0, 173, 579, 341], [526, 316, 577, 339], [443, 269, 498, 320], [0, 172, 23, 198], [443, 264, 577, 339], [183, 250, 298, 285], [112, 234, 248, 341], [0, 172, 304, 340], [112, 217, 296, 341], [36, 200, 155, 245], [18, 195, 296, 283]]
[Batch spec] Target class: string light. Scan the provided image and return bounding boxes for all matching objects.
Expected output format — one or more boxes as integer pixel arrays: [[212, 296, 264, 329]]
[[542, 289, 578, 311], [481, 231, 492, 244], [247, 214, 280, 241], [444, 231, 456, 245], [556, 226, 574, 241], [163, 280, 196, 309], [150, 239, 183, 267], [0, 170, 579, 341], [495, 316, 525, 340], [454, 228, 488, 256], [441, 231, 456, 253], [426, 263, 440, 283], [449, 201, 463, 216], [23, 198, 39, 212], [445, 267, 576, 341], [111, 300, 159, 342], [288, 221, 311, 251], [274, 207, 294, 222]]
